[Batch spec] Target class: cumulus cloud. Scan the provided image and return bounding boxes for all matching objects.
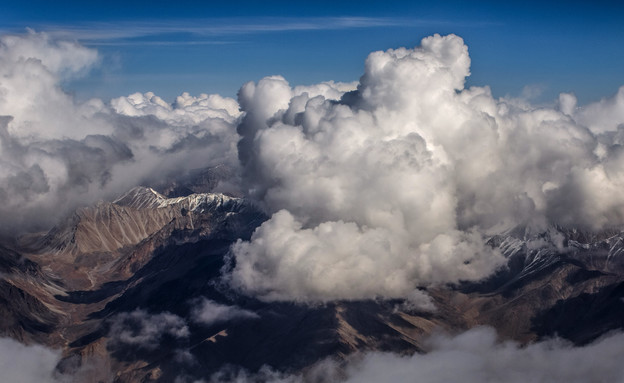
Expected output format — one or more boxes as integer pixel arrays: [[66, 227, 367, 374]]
[[576, 86, 624, 133], [0, 30, 103, 141], [108, 309, 189, 350], [228, 33, 624, 304], [230, 34, 501, 302], [191, 298, 259, 326], [0, 31, 242, 233], [0, 31, 356, 237], [110, 91, 241, 125], [208, 328, 624, 383]]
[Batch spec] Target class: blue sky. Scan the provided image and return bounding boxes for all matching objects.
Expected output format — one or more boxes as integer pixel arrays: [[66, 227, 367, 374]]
[[1, 0, 623, 104]]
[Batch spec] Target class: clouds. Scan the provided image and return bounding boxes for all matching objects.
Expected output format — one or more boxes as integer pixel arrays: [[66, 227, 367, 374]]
[[108, 309, 189, 350], [0, 337, 105, 383], [191, 298, 259, 326], [576, 86, 624, 134], [229, 211, 500, 302], [337, 328, 624, 383], [111, 91, 241, 126], [16, 17, 410, 45], [5, 323, 624, 383], [208, 328, 624, 383], [3, 28, 624, 383], [0, 337, 62, 383], [334, 328, 624, 383], [229, 33, 624, 304], [356, 33, 470, 110], [4, 29, 624, 307], [0, 30, 103, 140], [230, 34, 505, 303], [0, 31, 242, 233]]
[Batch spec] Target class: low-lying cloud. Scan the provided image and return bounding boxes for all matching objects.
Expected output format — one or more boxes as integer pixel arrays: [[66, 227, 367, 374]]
[[209, 327, 624, 383], [191, 298, 259, 326], [336, 328, 624, 383], [0, 337, 108, 383], [6, 327, 624, 383], [108, 309, 189, 350], [0, 337, 62, 383]]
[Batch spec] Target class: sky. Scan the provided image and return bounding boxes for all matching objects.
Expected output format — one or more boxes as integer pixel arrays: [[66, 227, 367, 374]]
[[1, 0, 623, 104]]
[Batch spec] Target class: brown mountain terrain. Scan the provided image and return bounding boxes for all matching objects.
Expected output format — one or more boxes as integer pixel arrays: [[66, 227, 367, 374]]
[[1, 187, 623, 382]]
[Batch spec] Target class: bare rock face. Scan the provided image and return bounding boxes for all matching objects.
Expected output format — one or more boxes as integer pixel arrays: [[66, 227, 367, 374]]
[[0, 187, 262, 349], [1, 188, 624, 382], [450, 225, 624, 344], [22, 187, 256, 291], [33, 186, 243, 255]]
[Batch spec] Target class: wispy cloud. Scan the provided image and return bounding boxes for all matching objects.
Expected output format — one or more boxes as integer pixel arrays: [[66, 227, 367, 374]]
[[1, 17, 486, 46]]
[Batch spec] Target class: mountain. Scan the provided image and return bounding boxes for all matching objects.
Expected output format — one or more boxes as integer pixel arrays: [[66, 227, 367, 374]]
[[1, 187, 624, 382]]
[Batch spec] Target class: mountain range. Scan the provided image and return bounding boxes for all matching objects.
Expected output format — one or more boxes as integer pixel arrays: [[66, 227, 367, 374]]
[[1, 170, 623, 382]]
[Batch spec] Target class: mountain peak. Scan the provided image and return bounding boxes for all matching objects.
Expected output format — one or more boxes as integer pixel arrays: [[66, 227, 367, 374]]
[[113, 186, 167, 209]]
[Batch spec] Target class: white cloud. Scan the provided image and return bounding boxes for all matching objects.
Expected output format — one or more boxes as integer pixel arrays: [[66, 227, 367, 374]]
[[229, 33, 624, 304], [6, 328, 623, 383], [0, 30, 104, 140], [335, 328, 624, 383], [0, 31, 242, 233], [3, 29, 624, 309], [339, 328, 624, 383], [0, 337, 108, 383], [209, 328, 624, 383], [576, 86, 624, 133], [9, 17, 425, 44], [108, 309, 189, 350], [230, 34, 503, 303], [0, 337, 62, 383], [111, 91, 241, 125], [191, 298, 259, 326], [229, 211, 500, 302]]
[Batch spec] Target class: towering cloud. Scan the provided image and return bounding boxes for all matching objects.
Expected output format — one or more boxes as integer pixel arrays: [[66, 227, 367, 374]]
[[0, 31, 241, 233], [229, 34, 624, 303]]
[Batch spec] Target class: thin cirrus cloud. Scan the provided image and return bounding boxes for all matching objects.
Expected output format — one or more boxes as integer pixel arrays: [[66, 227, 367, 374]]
[[2, 17, 422, 46]]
